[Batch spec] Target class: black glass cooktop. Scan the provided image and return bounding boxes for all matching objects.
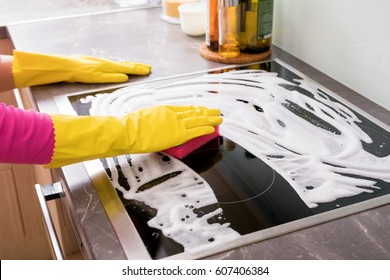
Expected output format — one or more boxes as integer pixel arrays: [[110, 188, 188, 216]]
[[68, 60, 390, 259]]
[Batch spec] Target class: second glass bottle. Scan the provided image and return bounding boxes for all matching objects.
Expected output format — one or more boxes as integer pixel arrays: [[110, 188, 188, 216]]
[[218, 0, 241, 58]]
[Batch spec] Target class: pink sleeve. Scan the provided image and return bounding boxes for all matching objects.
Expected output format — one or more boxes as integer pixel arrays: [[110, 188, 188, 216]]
[[0, 102, 55, 165]]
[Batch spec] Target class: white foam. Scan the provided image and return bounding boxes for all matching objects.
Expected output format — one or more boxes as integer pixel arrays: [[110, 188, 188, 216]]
[[88, 69, 390, 252], [104, 153, 240, 254]]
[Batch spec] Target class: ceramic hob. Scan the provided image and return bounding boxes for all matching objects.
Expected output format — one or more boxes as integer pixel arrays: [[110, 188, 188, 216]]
[[54, 59, 390, 259]]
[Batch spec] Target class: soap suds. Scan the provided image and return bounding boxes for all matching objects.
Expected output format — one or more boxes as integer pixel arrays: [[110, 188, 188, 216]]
[[104, 152, 240, 254], [87, 69, 390, 252]]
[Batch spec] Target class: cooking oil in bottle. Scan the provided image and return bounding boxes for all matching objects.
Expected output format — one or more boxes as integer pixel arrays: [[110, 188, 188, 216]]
[[218, 0, 241, 58], [206, 0, 219, 51], [240, 0, 273, 53]]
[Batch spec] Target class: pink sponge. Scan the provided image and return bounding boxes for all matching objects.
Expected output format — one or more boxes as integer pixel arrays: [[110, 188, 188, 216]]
[[163, 126, 220, 159]]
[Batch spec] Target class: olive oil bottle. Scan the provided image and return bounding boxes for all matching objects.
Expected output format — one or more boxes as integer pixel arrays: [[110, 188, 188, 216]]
[[218, 0, 241, 58], [240, 0, 273, 53]]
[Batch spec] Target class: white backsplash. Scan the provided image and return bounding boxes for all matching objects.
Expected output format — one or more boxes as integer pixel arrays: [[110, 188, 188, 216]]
[[273, 0, 390, 110]]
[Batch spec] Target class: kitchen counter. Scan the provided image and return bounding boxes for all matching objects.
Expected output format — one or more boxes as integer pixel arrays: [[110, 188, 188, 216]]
[[3, 6, 390, 260], [0, 0, 160, 26]]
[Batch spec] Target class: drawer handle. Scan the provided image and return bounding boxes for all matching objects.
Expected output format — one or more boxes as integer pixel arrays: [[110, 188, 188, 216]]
[[35, 182, 64, 260]]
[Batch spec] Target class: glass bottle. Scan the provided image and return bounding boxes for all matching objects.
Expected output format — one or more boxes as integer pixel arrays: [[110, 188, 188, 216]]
[[206, 0, 219, 51], [240, 0, 273, 53], [218, 0, 241, 58]]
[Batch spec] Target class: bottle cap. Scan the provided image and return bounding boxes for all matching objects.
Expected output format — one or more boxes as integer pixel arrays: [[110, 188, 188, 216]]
[[218, 0, 239, 7]]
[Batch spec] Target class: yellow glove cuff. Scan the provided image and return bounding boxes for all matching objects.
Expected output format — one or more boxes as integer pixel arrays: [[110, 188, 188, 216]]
[[47, 114, 131, 168]]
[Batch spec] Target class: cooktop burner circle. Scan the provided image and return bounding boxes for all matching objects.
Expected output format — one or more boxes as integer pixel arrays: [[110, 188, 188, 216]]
[[218, 168, 276, 205], [182, 136, 277, 205]]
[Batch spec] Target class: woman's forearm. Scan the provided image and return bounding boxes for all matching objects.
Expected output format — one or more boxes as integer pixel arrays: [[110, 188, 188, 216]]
[[0, 54, 16, 92], [0, 103, 55, 165]]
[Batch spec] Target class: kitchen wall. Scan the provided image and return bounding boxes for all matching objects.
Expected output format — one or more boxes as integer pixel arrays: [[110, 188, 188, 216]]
[[273, 0, 390, 110]]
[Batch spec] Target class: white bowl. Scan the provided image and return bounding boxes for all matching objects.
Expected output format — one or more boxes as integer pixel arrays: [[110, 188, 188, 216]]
[[178, 2, 206, 36]]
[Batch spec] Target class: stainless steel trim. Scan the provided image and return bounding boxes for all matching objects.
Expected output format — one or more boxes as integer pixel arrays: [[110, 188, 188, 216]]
[[35, 182, 65, 260], [83, 159, 152, 259]]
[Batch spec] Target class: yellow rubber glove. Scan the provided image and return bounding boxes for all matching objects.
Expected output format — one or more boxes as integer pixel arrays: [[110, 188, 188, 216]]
[[12, 50, 151, 88], [47, 105, 222, 168]]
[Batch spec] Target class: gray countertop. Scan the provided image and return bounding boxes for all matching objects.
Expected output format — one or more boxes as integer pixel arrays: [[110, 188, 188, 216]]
[[3, 6, 390, 260], [0, 0, 160, 26]]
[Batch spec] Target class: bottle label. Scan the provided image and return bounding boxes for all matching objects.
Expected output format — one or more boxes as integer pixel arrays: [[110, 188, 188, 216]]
[[257, 0, 273, 39]]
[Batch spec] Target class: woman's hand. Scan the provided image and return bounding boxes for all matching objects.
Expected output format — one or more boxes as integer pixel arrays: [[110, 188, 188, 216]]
[[12, 50, 151, 87]]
